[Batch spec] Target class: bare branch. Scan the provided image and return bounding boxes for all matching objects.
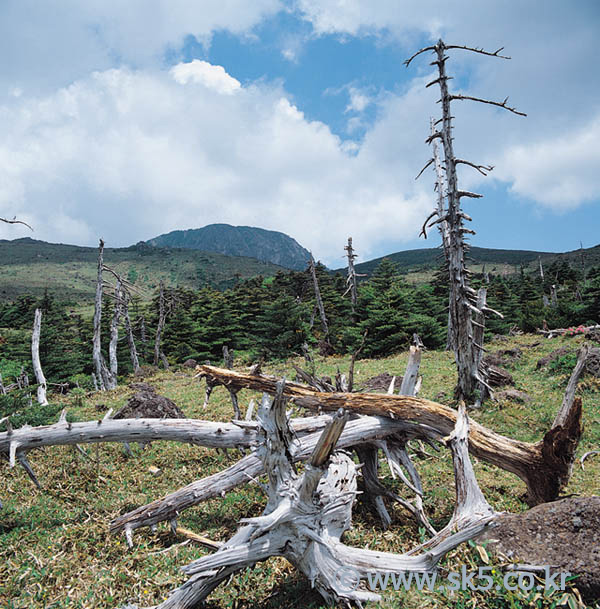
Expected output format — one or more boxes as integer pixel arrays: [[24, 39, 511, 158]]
[[404, 45, 436, 66], [455, 158, 494, 176], [449, 94, 526, 116], [445, 44, 511, 59], [0, 216, 33, 230], [420, 210, 439, 239], [415, 158, 434, 180], [457, 190, 483, 199]]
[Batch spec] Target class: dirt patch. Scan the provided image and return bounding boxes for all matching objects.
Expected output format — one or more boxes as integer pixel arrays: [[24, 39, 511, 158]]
[[479, 496, 600, 600], [485, 348, 523, 369], [361, 372, 401, 392], [114, 384, 185, 419]]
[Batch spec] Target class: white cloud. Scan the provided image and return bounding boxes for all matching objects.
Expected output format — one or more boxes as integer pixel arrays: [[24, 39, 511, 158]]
[[345, 87, 371, 113], [0, 0, 281, 97], [170, 60, 241, 94], [0, 62, 432, 264], [499, 115, 600, 210]]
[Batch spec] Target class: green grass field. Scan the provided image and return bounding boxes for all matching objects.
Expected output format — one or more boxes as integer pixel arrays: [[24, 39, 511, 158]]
[[1, 334, 598, 608]]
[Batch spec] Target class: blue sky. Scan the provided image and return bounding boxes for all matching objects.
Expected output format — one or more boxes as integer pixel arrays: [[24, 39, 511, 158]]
[[0, 1, 598, 265]]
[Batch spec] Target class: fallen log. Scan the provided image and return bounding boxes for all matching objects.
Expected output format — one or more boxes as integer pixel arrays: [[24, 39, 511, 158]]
[[109, 414, 436, 538], [129, 384, 495, 609], [196, 358, 586, 506]]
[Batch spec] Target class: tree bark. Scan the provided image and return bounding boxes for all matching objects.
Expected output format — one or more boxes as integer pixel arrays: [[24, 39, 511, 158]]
[[31, 309, 48, 406]]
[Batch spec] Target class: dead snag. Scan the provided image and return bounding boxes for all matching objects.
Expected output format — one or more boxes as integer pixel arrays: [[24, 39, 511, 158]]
[[343, 237, 361, 316], [153, 280, 167, 368], [92, 240, 117, 390], [408, 40, 521, 402], [308, 254, 331, 352], [31, 309, 48, 406]]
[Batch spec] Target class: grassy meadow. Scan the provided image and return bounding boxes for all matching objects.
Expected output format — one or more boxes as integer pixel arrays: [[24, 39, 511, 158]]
[[1, 334, 598, 609]]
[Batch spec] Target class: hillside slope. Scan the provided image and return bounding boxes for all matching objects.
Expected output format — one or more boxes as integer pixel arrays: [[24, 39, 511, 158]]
[[146, 224, 311, 270], [334, 244, 600, 278], [0, 238, 285, 302]]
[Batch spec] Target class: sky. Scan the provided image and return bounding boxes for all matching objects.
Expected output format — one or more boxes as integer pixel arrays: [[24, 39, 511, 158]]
[[0, 1, 599, 267]]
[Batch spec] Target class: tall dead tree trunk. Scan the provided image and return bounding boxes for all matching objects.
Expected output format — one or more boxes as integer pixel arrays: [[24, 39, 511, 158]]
[[92, 240, 116, 390], [122, 292, 140, 374], [309, 254, 329, 341], [409, 40, 523, 401], [108, 279, 122, 381], [153, 281, 167, 368], [343, 237, 358, 315], [31, 309, 48, 406]]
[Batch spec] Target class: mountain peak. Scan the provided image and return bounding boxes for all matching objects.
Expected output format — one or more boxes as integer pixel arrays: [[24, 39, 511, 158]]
[[145, 224, 311, 270]]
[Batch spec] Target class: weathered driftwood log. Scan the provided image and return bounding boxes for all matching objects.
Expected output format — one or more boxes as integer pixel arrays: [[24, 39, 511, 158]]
[[31, 308, 48, 406], [195, 363, 583, 505], [119, 386, 495, 609]]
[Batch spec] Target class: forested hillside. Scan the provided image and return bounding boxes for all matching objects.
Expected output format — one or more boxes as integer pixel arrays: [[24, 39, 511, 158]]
[[336, 244, 600, 278], [1, 256, 598, 390]]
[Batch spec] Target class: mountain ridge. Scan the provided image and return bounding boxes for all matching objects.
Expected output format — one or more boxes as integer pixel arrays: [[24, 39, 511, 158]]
[[333, 243, 600, 277], [146, 224, 311, 271]]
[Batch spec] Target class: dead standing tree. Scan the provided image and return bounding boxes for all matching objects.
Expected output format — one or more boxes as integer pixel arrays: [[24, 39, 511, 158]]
[[31, 308, 48, 406], [308, 254, 332, 354], [153, 280, 170, 369], [102, 266, 143, 376], [343, 237, 359, 315], [408, 40, 525, 402], [93, 240, 117, 390]]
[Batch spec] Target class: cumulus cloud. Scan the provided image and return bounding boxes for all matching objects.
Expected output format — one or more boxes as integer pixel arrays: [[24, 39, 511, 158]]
[[0, 0, 281, 97], [170, 60, 241, 94], [0, 62, 432, 263], [499, 115, 600, 210]]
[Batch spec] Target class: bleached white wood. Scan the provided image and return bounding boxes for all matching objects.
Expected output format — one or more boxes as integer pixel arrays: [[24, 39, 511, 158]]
[[31, 309, 48, 406]]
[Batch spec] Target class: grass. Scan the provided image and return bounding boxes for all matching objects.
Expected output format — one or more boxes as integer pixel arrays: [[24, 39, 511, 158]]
[[0, 240, 285, 303], [0, 334, 598, 608]]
